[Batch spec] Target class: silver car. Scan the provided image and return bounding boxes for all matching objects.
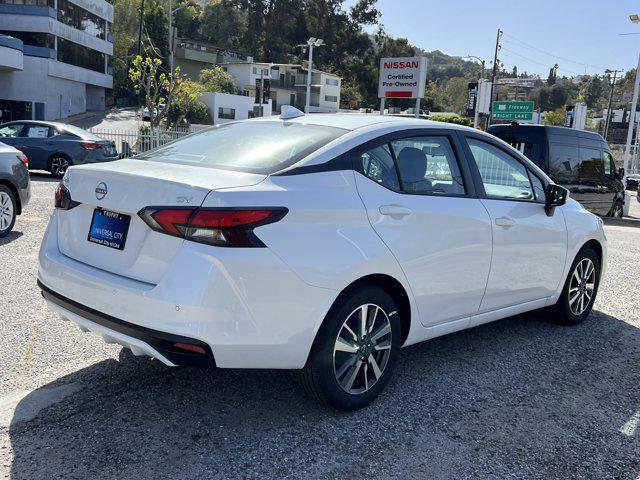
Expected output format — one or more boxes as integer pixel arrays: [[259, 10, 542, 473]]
[[0, 141, 30, 237]]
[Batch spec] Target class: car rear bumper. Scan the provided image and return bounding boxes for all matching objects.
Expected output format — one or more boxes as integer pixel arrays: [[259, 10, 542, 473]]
[[38, 211, 337, 369], [39, 279, 214, 367]]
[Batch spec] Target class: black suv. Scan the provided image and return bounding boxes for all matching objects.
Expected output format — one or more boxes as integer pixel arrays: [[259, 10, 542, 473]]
[[488, 124, 625, 217]]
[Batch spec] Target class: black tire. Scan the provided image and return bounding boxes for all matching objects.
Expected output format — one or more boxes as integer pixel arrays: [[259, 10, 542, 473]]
[[300, 284, 401, 411], [550, 247, 600, 325], [609, 200, 623, 218], [48, 154, 72, 178], [0, 184, 16, 238]]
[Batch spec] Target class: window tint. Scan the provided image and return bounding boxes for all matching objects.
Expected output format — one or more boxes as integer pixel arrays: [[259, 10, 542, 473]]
[[25, 125, 51, 138], [390, 136, 465, 195], [467, 138, 534, 200], [361, 144, 399, 190], [549, 142, 580, 181], [0, 124, 24, 138], [579, 147, 604, 178], [138, 121, 346, 174]]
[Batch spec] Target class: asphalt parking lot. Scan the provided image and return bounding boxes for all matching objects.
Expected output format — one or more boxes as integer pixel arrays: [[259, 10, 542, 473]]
[[1, 175, 639, 479]]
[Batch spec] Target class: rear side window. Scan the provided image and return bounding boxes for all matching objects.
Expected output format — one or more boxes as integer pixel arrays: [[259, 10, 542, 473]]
[[467, 138, 534, 201], [25, 125, 52, 138], [139, 121, 346, 174], [549, 143, 580, 181], [0, 124, 24, 138], [390, 136, 465, 195]]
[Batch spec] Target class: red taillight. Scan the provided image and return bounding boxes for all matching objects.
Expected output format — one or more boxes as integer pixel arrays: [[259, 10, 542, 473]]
[[17, 154, 28, 167], [54, 183, 80, 210], [173, 342, 206, 355], [138, 207, 287, 247], [81, 142, 101, 150]]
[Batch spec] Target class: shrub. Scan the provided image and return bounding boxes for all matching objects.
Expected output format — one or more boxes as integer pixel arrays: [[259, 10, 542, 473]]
[[428, 114, 473, 127]]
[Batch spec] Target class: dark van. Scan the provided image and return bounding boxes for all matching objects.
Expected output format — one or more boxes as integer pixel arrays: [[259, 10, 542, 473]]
[[487, 124, 625, 217]]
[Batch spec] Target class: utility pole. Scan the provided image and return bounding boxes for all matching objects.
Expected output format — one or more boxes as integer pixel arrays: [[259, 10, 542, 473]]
[[603, 69, 622, 141], [487, 28, 502, 128], [624, 53, 640, 174], [137, 0, 145, 56]]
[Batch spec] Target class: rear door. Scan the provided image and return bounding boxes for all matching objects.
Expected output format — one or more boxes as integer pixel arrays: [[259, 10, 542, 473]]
[[461, 134, 567, 312], [20, 123, 55, 169], [353, 129, 492, 327]]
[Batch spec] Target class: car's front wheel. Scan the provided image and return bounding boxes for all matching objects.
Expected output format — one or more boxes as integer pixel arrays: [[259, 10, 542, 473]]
[[49, 155, 72, 178], [551, 247, 600, 325], [301, 284, 401, 411], [0, 185, 16, 238]]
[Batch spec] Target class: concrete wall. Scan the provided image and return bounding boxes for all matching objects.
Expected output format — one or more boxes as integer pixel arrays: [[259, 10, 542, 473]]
[[200, 92, 272, 125], [0, 44, 23, 71]]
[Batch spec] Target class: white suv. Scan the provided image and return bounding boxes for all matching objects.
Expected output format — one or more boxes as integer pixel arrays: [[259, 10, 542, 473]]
[[38, 113, 607, 411]]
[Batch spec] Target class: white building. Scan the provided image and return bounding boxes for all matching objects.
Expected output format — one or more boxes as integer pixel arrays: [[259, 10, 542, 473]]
[[199, 92, 272, 125], [219, 62, 341, 113], [0, 0, 113, 121]]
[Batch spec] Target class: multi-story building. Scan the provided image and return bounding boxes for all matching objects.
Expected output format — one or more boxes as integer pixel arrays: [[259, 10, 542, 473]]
[[220, 62, 341, 113], [0, 0, 113, 121]]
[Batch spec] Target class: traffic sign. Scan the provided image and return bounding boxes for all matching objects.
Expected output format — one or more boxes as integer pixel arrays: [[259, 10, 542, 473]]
[[492, 101, 534, 121]]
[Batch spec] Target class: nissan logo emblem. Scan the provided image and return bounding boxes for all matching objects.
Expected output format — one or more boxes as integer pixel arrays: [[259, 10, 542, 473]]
[[95, 182, 108, 200]]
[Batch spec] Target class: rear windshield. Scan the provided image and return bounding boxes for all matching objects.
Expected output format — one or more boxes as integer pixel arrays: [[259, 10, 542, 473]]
[[138, 121, 347, 174], [58, 124, 100, 140]]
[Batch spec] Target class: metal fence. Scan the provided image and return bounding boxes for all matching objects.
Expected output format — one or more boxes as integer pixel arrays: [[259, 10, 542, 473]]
[[89, 126, 206, 156]]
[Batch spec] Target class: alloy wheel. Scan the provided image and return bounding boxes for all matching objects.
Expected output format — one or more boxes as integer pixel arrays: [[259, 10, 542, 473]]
[[613, 203, 623, 218], [50, 157, 70, 177], [568, 258, 596, 316], [0, 191, 14, 232], [333, 303, 392, 395]]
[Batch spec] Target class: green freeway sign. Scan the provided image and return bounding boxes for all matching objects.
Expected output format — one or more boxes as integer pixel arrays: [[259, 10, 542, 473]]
[[492, 101, 534, 121]]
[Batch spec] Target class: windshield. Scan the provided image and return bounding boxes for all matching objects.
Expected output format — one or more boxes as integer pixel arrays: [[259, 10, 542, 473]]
[[59, 124, 101, 140], [138, 121, 347, 174]]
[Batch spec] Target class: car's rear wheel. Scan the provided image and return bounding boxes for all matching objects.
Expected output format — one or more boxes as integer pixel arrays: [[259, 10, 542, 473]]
[[49, 155, 72, 178], [609, 200, 623, 218], [300, 284, 401, 411], [0, 185, 16, 238], [551, 247, 600, 325]]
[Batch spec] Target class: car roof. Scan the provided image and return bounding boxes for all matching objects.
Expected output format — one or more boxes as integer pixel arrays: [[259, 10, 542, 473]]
[[0, 120, 98, 139], [251, 113, 475, 133]]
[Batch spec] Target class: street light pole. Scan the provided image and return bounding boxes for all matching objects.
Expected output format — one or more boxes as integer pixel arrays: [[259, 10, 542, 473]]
[[625, 15, 640, 173], [300, 37, 324, 114]]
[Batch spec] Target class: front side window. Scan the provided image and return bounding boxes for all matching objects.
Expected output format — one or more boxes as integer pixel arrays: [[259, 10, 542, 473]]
[[360, 144, 399, 191], [390, 136, 465, 195], [578, 147, 604, 178], [467, 138, 534, 200], [549, 142, 580, 181], [25, 124, 51, 138], [138, 121, 346, 174], [0, 123, 24, 137], [603, 151, 615, 177]]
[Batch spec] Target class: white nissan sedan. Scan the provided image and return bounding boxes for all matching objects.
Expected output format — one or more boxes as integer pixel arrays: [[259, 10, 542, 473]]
[[38, 110, 607, 411]]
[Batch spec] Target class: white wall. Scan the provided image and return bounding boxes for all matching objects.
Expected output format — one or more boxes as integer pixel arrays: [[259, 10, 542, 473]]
[[200, 92, 272, 124], [318, 72, 340, 111]]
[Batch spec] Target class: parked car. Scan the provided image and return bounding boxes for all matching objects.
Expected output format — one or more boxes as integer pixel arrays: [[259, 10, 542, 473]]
[[487, 124, 626, 218], [37, 113, 607, 411], [0, 121, 118, 177], [0, 141, 30, 237], [626, 173, 640, 191]]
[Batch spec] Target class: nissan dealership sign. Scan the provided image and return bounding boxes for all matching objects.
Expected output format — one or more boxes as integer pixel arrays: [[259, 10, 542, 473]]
[[378, 57, 427, 99]]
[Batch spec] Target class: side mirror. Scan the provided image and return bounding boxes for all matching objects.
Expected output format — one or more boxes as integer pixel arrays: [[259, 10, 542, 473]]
[[617, 167, 625, 180], [544, 184, 568, 216]]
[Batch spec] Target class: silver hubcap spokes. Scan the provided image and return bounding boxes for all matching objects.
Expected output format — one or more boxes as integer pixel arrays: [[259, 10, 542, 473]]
[[0, 192, 14, 231], [614, 205, 623, 218], [568, 258, 596, 316], [333, 303, 392, 395], [51, 157, 69, 176]]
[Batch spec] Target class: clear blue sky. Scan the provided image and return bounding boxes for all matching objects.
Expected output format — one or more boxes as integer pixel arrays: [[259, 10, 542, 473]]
[[344, 0, 640, 77]]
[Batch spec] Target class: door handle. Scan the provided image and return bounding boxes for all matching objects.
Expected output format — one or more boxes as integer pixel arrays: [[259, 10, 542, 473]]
[[379, 205, 412, 216], [495, 216, 516, 228]]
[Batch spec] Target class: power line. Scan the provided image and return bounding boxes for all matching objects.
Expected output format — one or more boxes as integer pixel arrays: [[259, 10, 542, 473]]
[[500, 46, 583, 76], [502, 33, 608, 71]]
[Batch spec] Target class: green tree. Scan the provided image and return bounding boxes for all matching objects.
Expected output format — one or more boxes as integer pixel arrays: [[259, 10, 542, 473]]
[[579, 74, 606, 108], [169, 78, 205, 126], [544, 107, 567, 126], [129, 56, 181, 127], [200, 0, 248, 51], [111, 0, 141, 97], [199, 66, 238, 94], [340, 81, 363, 109]]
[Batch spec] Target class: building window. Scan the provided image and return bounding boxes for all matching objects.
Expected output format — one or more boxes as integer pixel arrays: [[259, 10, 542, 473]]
[[218, 108, 235, 120], [252, 66, 268, 76], [0, 0, 54, 6], [57, 0, 106, 39], [324, 95, 338, 103], [57, 37, 106, 73], [325, 78, 339, 86], [0, 30, 54, 49]]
